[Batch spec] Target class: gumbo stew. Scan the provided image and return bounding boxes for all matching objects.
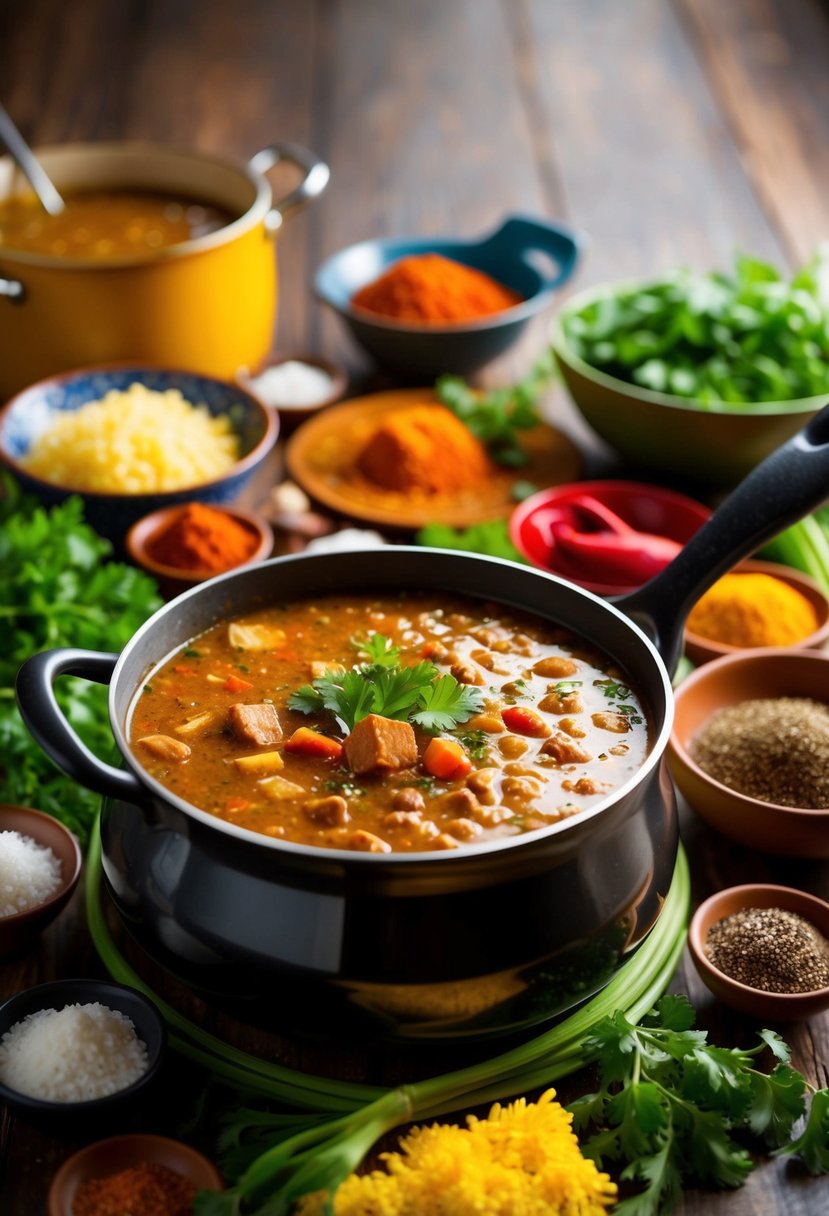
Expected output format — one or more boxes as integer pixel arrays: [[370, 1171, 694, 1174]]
[[130, 593, 650, 852]]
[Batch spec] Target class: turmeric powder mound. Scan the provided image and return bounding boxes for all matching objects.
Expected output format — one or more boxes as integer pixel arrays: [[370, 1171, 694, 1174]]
[[351, 253, 521, 323], [356, 405, 493, 496], [687, 572, 819, 647]]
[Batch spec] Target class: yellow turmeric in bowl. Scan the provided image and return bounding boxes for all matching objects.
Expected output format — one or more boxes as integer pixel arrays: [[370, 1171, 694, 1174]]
[[357, 404, 493, 496], [687, 572, 818, 648]]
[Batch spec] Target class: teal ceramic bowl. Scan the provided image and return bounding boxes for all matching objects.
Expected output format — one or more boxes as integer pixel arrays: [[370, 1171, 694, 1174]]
[[551, 283, 827, 485], [315, 213, 582, 379]]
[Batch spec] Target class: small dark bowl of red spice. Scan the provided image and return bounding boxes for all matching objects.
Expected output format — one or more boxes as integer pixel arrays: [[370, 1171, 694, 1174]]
[[689, 884, 829, 1021], [314, 213, 582, 378], [126, 501, 274, 599], [48, 1132, 223, 1216]]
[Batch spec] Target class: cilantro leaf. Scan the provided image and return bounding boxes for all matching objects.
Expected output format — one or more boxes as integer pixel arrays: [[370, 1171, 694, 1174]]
[[773, 1087, 829, 1174], [289, 639, 482, 735], [411, 675, 484, 733], [757, 1028, 791, 1064], [616, 1141, 681, 1216], [748, 1064, 806, 1145], [351, 633, 400, 667]]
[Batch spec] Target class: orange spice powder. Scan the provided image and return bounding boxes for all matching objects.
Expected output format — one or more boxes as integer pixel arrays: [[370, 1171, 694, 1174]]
[[72, 1160, 198, 1216], [146, 503, 259, 573], [351, 253, 522, 324], [356, 404, 493, 495]]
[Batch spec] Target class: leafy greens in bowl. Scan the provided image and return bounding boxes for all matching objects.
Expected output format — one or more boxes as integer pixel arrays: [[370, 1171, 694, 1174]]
[[551, 253, 829, 484]]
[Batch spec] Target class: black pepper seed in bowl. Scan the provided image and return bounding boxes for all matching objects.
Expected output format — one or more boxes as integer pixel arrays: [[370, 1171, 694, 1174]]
[[688, 883, 829, 1021]]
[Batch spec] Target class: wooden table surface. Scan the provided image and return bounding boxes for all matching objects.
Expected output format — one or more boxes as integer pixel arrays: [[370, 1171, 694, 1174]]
[[2, 0, 829, 1211]]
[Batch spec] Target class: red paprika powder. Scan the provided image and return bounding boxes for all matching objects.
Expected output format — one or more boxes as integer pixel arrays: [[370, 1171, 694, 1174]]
[[146, 502, 260, 573], [72, 1160, 197, 1216]]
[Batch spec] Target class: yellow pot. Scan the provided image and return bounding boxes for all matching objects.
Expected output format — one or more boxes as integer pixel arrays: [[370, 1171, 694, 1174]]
[[0, 141, 329, 399]]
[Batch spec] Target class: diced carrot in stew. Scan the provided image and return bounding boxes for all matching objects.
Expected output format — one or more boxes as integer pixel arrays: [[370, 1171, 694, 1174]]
[[500, 706, 551, 737], [224, 674, 254, 693], [423, 737, 472, 780], [285, 727, 344, 762], [225, 796, 251, 813]]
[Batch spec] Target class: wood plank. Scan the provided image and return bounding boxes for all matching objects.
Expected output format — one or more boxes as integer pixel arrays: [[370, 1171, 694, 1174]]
[[524, 0, 785, 282], [677, 0, 829, 266]]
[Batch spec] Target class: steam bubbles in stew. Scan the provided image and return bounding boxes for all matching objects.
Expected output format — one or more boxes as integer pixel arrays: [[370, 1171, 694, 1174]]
[[130, 593, 650, 853]]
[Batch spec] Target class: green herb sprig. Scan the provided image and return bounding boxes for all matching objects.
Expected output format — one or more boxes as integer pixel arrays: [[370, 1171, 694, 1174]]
[[435, 349, 556, 465], [570, 995, 829, 1215], [560, 251, 829, 406], [288, 634, 483, 733], [0, 476, 161, 843]]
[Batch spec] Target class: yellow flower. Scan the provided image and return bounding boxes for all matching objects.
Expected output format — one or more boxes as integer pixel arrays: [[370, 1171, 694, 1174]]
[[296, 1088, 616, 1215]]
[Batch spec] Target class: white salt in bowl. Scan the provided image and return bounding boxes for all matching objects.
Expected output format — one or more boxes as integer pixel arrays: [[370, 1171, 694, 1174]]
[[0, 978, 167, 1134], [0, 805, 83, 957]]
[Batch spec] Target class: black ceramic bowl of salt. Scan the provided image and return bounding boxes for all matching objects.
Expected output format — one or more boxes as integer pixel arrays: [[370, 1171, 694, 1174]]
[[0, 979, 167, 1136]]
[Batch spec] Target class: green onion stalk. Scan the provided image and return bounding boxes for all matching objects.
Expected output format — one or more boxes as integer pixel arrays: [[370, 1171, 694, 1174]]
[[86, 818, 690, 1215]]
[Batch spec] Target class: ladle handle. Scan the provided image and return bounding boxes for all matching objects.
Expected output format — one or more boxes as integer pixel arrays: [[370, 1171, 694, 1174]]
[[613, 403, 829, 676], [0, 103, 64, 216], [15, 648, 148, 806]]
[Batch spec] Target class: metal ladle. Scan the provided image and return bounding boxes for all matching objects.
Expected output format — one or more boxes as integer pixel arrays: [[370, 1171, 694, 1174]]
[[0, 104, 64, 215]]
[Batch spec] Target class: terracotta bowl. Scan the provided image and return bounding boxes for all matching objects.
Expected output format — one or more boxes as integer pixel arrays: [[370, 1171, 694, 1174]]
[[48, 1133, 223, 1216], [688, 884, 829, 1020], [237, 351, 348, 431], [0, 805, 83, 958], [125, 502, 274, 599], [668, 649, 829, 857], [684, 558, 829, 665]]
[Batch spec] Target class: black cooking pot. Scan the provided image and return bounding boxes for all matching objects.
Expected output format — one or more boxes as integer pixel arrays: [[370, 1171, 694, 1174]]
[[16, 408, 829, 1042]]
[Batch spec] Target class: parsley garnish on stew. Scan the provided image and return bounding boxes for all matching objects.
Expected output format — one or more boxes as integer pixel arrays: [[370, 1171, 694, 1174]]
[[289, 634, 484, 733]]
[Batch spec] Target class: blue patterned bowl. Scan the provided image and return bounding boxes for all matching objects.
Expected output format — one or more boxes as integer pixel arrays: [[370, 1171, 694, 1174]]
[[315, 213, 583, 379], [0, 365, 278, 546]]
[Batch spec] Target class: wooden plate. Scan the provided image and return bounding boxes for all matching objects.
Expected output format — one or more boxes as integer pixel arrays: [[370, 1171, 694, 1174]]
[[284, 388, 582, 530]]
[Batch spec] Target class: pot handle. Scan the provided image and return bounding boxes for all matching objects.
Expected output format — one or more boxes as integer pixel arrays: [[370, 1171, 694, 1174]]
[[15, 648, 148, 806], [0, 275, 24, 302], [613, 402, 829, 676], [248, 142, 330, 233]]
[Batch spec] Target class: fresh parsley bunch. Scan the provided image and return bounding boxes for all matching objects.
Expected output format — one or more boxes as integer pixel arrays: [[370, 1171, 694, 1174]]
[[569, 994, 829, 1215], [0, 476, 161, 843], [288, 633, 484, 733]]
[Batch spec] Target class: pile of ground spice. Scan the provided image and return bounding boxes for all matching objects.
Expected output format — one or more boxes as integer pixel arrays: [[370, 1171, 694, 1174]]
[[687, 571, 818, 647], [145, 502, 260, 573], [351, 253, 522, 324], [72, 1160, 197, 1216], [689, 696, 829, 808], [705, 906, 829, 993], [356, 404, 493, 496]]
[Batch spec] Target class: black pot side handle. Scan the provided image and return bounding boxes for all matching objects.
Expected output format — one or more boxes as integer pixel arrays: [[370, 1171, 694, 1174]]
[[15, 649, 148, 806], [614, 402, 829, 678]]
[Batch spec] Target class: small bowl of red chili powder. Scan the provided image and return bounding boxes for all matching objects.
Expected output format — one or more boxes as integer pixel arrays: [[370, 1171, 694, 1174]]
[[315, 213, 583, 379], [48, 1132, 223, 1216], [126, 501, 274, 598]]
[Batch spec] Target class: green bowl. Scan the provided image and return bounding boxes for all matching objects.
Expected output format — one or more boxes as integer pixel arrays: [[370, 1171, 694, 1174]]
[[551, 283, 827, 484]]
